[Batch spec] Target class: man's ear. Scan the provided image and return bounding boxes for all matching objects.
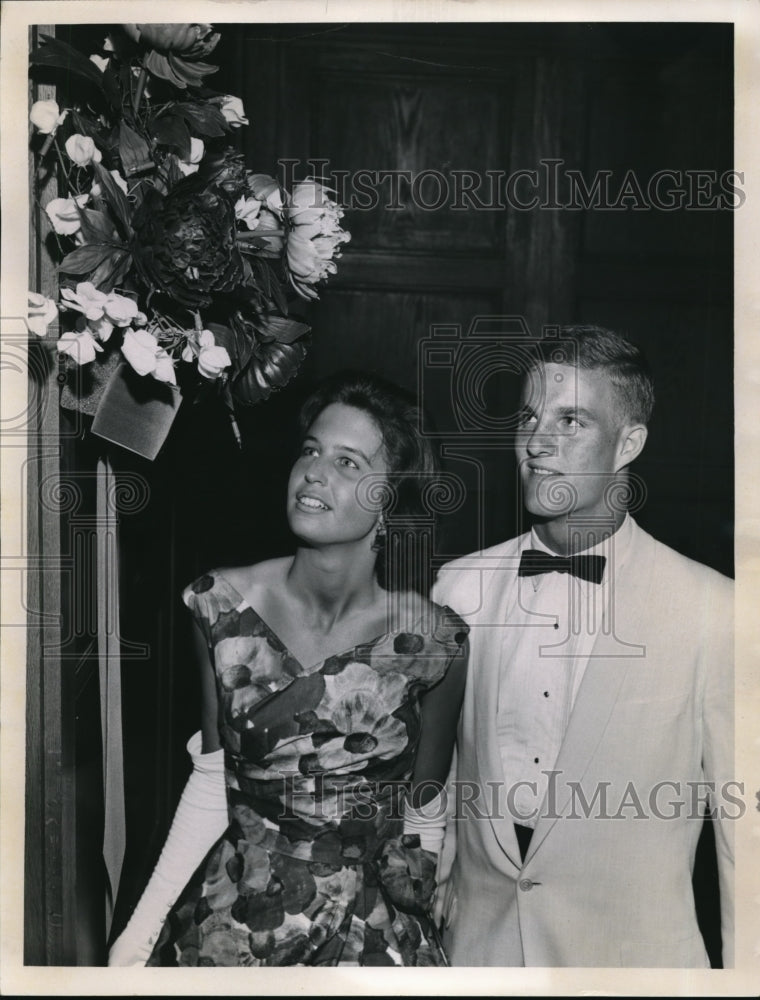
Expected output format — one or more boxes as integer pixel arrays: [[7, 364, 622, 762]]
[[615, 424, 647, 471]]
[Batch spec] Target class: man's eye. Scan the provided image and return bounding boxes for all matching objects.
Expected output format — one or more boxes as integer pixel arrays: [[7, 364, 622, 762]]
[[302, 445, 318, 456], [338, 456, 358, 469], [518, 412, 537, 426], [561, 416, 579, 427]]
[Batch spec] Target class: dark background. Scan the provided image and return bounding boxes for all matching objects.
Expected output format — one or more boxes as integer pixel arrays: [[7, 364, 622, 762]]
[[27, 22, 734, 966]]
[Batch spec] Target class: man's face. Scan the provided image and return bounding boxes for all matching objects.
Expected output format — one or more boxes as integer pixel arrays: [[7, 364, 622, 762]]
[[515, 362, 632, 522]]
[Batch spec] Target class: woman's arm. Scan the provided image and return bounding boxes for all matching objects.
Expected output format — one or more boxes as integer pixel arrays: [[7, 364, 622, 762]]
[[376, 639, 469, 920], [193, 622, 222, 753], [108, 622, 227, 965], [410, 637, 469, 807]]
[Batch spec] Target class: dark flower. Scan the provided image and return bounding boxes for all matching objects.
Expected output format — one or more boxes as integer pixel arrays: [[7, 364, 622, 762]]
[[228, 309, 311, 406], [122, 23, 221, 89], [132, 184, 244, 308], [196, 146, 248, 201]]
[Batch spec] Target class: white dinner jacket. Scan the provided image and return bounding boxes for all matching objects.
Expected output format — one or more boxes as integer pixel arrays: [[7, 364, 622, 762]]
[[432, 519, 734, 967]]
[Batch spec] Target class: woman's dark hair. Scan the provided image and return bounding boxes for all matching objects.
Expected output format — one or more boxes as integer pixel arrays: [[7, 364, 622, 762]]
[[297, 370, 440, 594]]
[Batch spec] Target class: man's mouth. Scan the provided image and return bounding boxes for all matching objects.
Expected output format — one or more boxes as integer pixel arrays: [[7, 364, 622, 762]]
[[296, 493, 330, 511], [526, 464, 561, 476]]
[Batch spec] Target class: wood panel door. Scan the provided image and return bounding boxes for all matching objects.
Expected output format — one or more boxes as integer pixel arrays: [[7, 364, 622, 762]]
[[229, 24, 585, 559]]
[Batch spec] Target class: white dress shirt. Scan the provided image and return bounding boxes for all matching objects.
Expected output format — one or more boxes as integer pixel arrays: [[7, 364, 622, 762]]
[[495, 514, 634, 826]]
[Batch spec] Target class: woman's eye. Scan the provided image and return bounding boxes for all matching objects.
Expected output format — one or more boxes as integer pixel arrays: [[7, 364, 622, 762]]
[[338, 456, 358, 469], [302, 445, 318, 456]]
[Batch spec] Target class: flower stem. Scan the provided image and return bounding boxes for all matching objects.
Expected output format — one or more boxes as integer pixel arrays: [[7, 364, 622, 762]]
[[223, 385, 243, 450], [132, 66, 148, 118]]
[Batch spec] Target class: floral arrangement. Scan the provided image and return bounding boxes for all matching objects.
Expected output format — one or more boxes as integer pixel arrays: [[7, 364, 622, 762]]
[[28, 23, 350, 448]]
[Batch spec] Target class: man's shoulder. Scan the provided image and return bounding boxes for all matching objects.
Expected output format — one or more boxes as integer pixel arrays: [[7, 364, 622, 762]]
[[432, 533, 528, 606], [633, 522, 733, 600], [436, 532, 528, 574]]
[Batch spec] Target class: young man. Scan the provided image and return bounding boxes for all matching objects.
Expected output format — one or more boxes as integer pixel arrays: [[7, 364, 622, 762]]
[[432, 325, 734, 967]]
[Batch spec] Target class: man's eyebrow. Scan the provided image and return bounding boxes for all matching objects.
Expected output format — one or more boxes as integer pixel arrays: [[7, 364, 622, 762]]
[[557, 405, 596, 421]]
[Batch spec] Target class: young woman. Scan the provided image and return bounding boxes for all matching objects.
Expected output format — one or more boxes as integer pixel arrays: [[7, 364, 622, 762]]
[[108, 371, 469, 967]]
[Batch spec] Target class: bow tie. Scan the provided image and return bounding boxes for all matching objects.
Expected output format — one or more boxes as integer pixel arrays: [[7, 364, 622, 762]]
[[518, 549, 606, 585]]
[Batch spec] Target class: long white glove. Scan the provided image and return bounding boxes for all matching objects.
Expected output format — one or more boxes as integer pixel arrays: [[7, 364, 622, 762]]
[[108, 731, 228, 966], [402, 786, 447, 855]]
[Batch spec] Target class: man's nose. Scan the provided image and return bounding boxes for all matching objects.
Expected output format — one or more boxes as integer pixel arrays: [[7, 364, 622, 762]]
[[523, 419, 553, 456]]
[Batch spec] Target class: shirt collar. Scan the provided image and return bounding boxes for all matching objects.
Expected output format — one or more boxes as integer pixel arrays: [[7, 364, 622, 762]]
[[524, 513, 633, 589]]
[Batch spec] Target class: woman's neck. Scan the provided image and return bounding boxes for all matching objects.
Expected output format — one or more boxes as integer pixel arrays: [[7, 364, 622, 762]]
[[286, 544, 380, 629]]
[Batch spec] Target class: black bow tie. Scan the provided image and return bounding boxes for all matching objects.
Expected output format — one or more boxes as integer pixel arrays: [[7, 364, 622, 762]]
[[518, 549, 606, 585]]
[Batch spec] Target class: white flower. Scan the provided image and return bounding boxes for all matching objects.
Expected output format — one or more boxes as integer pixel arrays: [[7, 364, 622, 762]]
[[65, 134, 102, 168], [183, 328, 231, 380], [285, 179, 351, 300], [121, 328, 160, 376], [153, 354, 177, 385], [218, 95, 249, 127], [79, 313, 114, 343], [197, 330, 231, 379], [44, 194, 89, 236], [111, 169, 129, 194], [234, 195, 262, 230], [57, 330, 103, 365], [90, 169, 129, 201], [248, 174, 284, 215], [133, 311, 148, 328], [30, 99, 67, 134], [121, 328, 176, 385], [178, 138, 205, 176], [27, 292, 58, 337], [60, 282, 108, 321], [103, 292, 139, 327]]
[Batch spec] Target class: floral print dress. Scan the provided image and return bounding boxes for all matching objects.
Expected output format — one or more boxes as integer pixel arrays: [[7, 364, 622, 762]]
[[146, 570, 468, 967]]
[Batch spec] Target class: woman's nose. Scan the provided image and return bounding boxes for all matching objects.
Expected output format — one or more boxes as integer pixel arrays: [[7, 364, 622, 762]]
[[304, 457, 326, 483]]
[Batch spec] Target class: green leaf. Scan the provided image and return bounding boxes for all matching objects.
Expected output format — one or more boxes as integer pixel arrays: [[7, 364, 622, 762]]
[[31, 34, 105, 88], [78, 209, 118, 244], [149, 112, 192, 158], [259, 313, 310, 345], [91, 161, 132, 239], [270, 276, 289, 317], [118, 121, 154, 177], [88, 249, 133, 292], [176, 102, 228, 138], [101, 63, 122, 112], [69, 111, 106, 142], [58, 243, 119, 275]]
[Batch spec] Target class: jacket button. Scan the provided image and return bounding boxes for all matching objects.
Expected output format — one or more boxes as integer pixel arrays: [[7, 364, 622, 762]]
[[519, 878, 534, 892]]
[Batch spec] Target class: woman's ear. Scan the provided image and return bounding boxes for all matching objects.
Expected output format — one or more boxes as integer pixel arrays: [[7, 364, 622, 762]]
[[615, 423, 648, 471]]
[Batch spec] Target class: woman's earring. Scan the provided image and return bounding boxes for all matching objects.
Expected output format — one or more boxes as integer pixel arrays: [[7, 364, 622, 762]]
[[373, 514, 387, 550]]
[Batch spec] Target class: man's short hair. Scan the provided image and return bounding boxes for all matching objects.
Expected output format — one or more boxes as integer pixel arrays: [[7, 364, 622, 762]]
[[534, 324, 655, 425]]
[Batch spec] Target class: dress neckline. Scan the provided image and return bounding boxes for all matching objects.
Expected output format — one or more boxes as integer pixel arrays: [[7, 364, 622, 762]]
[[213, 568, 432, 675]]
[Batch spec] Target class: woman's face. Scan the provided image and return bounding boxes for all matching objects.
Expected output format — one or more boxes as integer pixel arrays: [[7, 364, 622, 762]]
[[287, 402, 389, 548]]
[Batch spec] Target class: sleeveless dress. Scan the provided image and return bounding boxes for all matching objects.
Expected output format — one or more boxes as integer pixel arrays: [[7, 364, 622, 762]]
[[146, 570, 469, 967]]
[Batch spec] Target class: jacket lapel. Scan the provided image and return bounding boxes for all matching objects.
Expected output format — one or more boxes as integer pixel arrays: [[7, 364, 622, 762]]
[[525, 522, 657, 862], [472, 553, 524, 870]]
